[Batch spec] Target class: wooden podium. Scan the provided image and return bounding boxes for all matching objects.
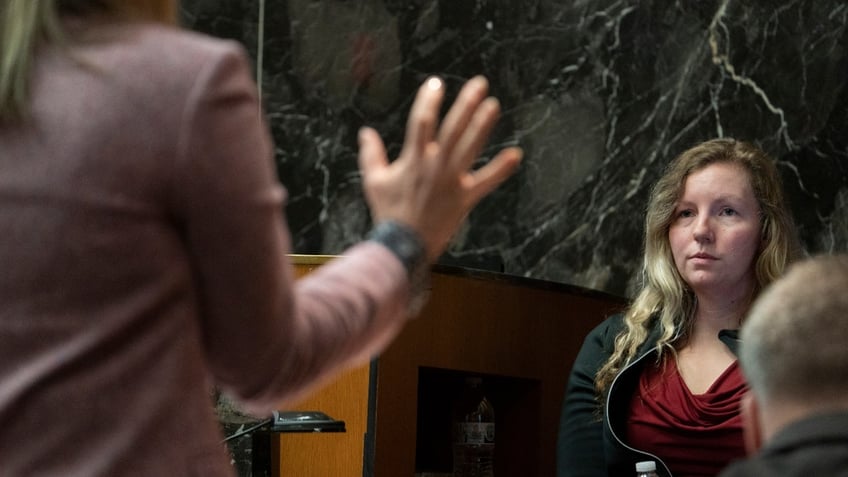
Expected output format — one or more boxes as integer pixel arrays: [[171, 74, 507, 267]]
[[273, 255, 624, 477]]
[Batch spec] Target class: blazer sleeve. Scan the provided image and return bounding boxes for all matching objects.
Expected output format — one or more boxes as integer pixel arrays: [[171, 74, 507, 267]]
[[556, 315, 622, 477], [173, 41, 411, 412]]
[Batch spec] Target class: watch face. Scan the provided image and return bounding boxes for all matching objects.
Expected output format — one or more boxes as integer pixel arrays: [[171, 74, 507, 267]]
[[399, 240, 417, 261], [370, 221, 426, 272]]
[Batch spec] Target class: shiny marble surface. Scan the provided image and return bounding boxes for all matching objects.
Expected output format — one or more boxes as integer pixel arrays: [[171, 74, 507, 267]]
[[180, 0, 848, 298]]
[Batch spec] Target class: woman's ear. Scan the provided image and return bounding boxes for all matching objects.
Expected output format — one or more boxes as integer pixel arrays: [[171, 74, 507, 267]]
[[741, 391, 764, 455]]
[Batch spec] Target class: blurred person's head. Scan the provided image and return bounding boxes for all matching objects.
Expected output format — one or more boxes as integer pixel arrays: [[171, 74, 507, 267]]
[[1, 0, 177, 120], [739, 254, 848, 453]]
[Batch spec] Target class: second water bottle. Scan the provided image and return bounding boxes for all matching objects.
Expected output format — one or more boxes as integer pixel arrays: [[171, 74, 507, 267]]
[[452, 377, 495, 477]]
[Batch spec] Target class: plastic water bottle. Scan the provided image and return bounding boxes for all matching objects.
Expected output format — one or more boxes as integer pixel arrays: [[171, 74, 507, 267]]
[[635, 460, 659, 477], [452, 377, 495, 477]]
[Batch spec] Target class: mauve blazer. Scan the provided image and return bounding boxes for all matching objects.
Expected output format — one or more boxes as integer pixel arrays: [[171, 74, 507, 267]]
[[0, 17, 411, 476]]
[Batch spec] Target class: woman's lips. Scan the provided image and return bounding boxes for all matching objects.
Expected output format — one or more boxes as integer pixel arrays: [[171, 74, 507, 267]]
[[690, 252, 717, 261]]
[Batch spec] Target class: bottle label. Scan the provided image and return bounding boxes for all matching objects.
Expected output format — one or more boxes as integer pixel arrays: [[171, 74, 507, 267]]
[[458, 422, 495, 444]]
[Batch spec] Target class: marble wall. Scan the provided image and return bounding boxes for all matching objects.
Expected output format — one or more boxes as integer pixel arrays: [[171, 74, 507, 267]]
[[180, 0, 848, 298]]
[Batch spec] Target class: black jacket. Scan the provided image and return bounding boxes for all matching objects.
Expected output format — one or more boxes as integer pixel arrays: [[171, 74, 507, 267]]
[[556, 314, 740, 477], [718, 412, 848, 477]]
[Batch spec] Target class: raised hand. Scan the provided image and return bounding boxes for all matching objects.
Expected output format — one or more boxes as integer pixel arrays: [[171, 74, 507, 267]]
[[357, 75, 522, 262]]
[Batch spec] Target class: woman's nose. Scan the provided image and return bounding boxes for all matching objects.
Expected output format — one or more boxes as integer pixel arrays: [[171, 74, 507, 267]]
[[693, 216, 714, 243]]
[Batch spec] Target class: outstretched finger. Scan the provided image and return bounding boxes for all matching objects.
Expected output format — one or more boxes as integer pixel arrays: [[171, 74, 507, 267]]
[[436, 76, 489, 157], [398, 77, 445, 162], [450, 96, 502, 172], [465, 147, 523, 206]]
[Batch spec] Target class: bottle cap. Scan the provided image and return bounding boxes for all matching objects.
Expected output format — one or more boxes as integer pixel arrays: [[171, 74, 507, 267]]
[[635, 461, 657, 472]]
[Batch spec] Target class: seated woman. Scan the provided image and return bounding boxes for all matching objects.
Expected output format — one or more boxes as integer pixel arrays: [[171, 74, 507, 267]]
[[557, 138, 801, 477]]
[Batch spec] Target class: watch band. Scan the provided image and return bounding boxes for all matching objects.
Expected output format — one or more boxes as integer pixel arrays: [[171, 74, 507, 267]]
[[367, 220, 431, 316]]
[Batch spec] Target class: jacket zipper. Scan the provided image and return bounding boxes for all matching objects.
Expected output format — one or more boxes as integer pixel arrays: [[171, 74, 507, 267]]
[[605, 348, 675, 477]]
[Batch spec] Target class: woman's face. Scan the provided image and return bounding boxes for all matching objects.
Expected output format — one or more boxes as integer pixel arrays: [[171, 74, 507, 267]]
[[668, 162, 762, 299]]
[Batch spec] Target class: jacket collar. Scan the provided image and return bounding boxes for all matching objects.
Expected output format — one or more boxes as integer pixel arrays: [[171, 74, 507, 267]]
[[764, 411, 848, 455], [636, 315, 741, 357], [718, 329, 741, 355]]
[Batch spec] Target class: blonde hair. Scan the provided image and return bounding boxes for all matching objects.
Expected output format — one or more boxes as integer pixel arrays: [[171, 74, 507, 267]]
[[0, 0, 177, 121], [594, 138, 801, 400]]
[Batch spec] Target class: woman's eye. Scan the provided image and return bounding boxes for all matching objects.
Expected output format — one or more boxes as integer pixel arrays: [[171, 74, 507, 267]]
[[676, 209, 694, 218], [720, 207, 737, 216]]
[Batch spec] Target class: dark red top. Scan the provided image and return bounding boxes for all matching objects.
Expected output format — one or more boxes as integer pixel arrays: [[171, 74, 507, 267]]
[[626, 356, 747, 476]]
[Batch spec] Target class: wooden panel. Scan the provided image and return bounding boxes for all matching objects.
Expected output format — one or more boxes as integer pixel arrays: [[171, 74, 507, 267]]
[[274, 256, 371, 477], [274, 364, 371, 477]]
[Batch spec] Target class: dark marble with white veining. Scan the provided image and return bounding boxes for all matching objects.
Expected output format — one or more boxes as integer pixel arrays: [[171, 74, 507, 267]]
[[180, 0, 848, 298]]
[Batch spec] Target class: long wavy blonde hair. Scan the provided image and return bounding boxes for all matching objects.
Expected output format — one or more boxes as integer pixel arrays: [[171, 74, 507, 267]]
[[594, 138, 802, 400], [0, 0, 177, 121]]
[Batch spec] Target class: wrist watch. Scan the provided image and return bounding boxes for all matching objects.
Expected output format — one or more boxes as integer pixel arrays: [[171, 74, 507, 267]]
[[367, 220, 431, 316]]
